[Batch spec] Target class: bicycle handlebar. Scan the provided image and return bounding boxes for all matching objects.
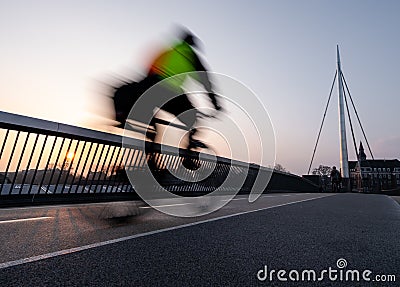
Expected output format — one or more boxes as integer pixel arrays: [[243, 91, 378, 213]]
[[125, 107, 222, 133], [196, 110, 217, 119]]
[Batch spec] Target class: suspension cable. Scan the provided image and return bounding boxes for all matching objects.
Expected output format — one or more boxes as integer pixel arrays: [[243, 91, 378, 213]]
[[343, 87, 363, 190], [341, 72, 375, 160], [307, 70, 337, 174], [342, 84, 359, 160]]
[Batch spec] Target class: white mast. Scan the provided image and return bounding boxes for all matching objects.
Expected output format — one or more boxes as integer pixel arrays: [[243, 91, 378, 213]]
[[337, 45, 349, 178]]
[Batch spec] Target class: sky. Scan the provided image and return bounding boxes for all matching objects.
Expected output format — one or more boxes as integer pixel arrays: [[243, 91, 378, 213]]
[[0, 0, 399, 175]]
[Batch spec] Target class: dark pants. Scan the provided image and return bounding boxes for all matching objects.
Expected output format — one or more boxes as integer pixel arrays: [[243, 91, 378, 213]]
[[145, 75, 198, 171], [146, 74, 197, 144], [160, 94, 197, 130]]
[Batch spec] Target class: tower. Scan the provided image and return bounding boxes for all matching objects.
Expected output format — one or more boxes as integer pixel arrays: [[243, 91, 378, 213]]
[[358, 141, 367, 161], [337, 46, 350, 190]]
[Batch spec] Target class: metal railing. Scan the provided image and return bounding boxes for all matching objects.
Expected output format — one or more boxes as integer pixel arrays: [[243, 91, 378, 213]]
[[0, 111, 318, 207]]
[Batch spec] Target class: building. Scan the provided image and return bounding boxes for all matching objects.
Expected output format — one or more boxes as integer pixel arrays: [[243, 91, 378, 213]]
[[0, 173, 11, 184], [349, 142, 400, 192]]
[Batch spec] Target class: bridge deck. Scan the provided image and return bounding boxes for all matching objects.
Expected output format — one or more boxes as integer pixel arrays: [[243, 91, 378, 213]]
[[0, 193, 399, 286]]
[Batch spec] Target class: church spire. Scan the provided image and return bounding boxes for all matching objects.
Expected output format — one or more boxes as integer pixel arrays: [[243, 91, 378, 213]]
[[358, 141, 367, 161]]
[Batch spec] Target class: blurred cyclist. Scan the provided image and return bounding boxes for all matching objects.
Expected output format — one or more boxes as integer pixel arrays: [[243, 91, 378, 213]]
[[143, 28, 222, 147]]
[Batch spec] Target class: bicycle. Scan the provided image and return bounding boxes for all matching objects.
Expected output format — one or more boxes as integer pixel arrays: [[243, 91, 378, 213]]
[[123, 109, 218, 171]]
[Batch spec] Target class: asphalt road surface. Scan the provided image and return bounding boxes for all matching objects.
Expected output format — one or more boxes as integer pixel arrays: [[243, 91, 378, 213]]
[[0, 193, 399, 286]]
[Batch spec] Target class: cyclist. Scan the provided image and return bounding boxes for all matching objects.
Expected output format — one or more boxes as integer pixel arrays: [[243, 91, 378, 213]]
[[121, 28, 222, 171], [143, 28, 222, 146]]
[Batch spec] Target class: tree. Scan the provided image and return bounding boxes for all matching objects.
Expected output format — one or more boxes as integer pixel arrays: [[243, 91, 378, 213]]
[[312, 165, 332, 176], [274, 163, 289, 173]]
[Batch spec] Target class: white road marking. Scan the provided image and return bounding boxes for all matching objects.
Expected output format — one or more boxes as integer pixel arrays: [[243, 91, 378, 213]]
[[222, 194, 295, 201], [139, 203, 190, 209], [222, 194, 300, 201], [261, 194, 289, 198], [0, 193, 313, 211], [221, 198, 247, 201], [0, 194, 335, 270], [0, 217, 53, 224]]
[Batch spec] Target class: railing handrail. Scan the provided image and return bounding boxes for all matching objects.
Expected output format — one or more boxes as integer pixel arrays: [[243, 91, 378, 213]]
[[0, 110, 319, 179], [0, 110, 124, 145], [0, 110, 267, 169], [0, 110, 320, 207]]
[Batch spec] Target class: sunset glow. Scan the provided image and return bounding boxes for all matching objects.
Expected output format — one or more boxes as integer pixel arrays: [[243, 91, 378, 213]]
[[66, 151, 75, 161]]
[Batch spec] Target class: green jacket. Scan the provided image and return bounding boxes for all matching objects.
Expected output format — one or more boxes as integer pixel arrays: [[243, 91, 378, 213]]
[[149, 41, 207, 89]]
